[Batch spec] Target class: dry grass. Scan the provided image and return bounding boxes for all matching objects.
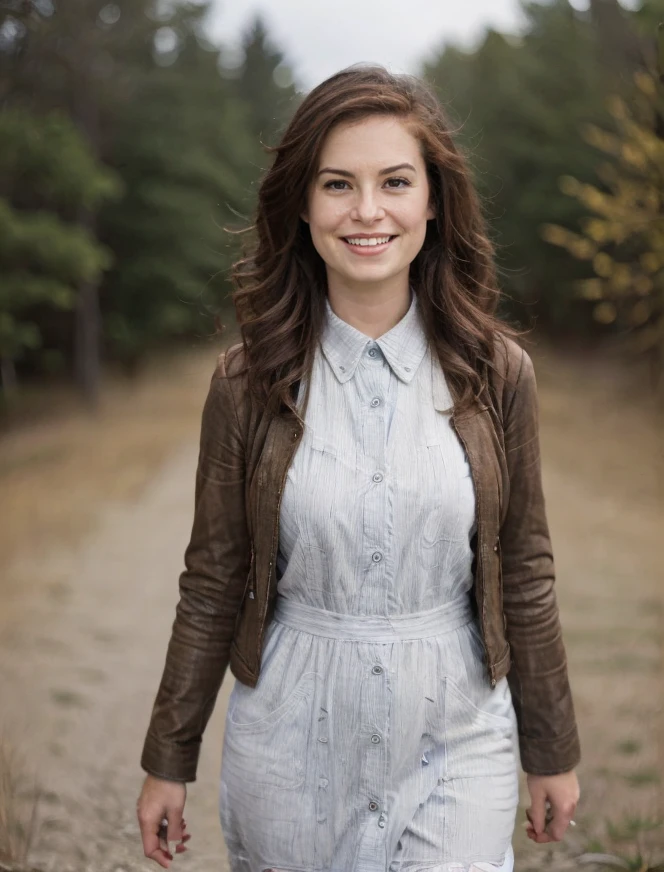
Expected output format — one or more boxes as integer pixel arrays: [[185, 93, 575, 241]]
[[0, 341, 232, 575], [0, 737, 41, 868]]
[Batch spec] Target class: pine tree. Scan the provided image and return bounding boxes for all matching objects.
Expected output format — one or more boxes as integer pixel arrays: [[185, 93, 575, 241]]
[[0, 109, 119, 396], [231, 15, 298, 154], [423, 0, 647, 331], [99, 2, 261, 370], [0, 0, 157, 405]]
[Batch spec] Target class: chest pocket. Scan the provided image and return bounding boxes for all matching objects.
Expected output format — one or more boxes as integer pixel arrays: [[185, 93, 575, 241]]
[[418, 415, 476, 570], [310, 429, 338, 457]]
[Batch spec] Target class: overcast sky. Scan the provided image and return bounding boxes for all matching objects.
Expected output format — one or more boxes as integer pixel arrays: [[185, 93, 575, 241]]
[[206, 0, 607, 90]]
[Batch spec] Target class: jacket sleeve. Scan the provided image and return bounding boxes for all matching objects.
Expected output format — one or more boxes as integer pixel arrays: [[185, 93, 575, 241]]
[[140, 357, 250, 783], [500, 348, 581, 776]]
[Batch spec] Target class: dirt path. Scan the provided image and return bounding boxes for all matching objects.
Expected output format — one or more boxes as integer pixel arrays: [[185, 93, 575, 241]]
[[1, 442, 232, 871], [0, 347, 661, 871]]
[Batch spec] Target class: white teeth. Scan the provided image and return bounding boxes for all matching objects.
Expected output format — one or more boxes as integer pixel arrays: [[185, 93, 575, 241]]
[[345, 236, 392, 247]]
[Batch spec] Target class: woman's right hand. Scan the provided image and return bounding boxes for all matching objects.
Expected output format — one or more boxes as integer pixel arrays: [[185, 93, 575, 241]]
[[137, 774, 190, 867]]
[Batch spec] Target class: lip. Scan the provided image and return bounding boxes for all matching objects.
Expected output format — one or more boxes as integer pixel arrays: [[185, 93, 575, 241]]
[[340, 235, 397, 256]]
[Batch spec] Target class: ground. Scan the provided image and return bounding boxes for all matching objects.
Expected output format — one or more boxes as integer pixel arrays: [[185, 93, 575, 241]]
[[0, 341, 661, 871]]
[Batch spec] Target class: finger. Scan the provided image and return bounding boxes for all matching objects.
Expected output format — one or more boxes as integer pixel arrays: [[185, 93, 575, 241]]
[[546, 803, 576, 842], [175, 831, 192, 853], [166, 808, 184, 844], [139, 819, 170, 866], [147, 845, 173, 868], [526, 794, 547, 837], [525, 809, 553, 843]]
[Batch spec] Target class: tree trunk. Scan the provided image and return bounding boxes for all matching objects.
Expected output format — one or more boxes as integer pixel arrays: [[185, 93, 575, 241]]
[[74, 260, 101, 410], [72, 65, 101, 410], [0, 355, 17, 399]]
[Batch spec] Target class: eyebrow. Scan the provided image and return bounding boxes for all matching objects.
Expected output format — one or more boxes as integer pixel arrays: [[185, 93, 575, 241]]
[[317, 162, 417, 178]]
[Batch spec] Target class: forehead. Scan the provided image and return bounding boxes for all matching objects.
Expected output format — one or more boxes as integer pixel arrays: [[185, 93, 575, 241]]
[[318, 115, 424, 168]]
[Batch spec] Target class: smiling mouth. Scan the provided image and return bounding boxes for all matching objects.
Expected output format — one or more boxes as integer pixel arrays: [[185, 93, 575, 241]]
[[342, 235, 397, 248]]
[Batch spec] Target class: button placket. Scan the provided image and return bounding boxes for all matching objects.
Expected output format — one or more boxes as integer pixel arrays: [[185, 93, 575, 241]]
[[316, 706, 330, 825], [355, 352, 390, 853]]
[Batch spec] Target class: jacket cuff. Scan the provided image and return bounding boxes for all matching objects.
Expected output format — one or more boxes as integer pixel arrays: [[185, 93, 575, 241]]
[[518, 726, 581, 776], [141, 732, 201, 783]]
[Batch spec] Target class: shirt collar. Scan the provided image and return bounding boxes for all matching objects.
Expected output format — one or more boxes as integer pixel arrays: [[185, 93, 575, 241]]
[[320, 292, 429, 384]]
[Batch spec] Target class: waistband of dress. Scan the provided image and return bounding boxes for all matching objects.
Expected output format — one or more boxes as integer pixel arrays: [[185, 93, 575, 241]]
[[273, 595, 474, 642]]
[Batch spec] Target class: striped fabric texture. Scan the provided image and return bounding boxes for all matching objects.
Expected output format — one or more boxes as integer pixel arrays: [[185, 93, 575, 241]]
[[219, 294, 519, 872]]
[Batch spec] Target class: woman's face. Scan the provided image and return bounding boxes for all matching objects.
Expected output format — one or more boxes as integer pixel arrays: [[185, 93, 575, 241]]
[[302, 115, 435, 294]]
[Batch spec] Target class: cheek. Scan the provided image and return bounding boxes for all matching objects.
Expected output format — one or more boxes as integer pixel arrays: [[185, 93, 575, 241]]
[[323, 208, 347, 232], [309, 209, 346, 250], [308, 194, 344, 230], [398, 195, 432, 233]]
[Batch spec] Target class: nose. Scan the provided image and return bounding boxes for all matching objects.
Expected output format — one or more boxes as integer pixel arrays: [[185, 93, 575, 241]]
[[351, 188, 385, 224]]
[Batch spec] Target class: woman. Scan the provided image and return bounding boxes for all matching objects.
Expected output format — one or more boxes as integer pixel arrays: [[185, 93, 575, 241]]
[[137, 65, 581, 871]]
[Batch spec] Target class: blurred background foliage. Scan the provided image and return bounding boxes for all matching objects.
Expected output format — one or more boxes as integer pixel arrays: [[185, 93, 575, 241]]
[[0, 0, 662, 409]]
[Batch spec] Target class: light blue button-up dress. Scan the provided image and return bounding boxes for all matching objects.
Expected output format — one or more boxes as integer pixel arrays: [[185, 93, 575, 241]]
[[220, 294, 519, 872]]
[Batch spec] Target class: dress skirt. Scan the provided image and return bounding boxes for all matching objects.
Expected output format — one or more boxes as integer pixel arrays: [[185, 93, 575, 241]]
[[219, 595, 519, 872]]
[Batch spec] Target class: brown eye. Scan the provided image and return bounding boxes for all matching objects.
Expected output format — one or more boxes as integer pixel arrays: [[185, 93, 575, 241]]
[[324, 180, 350, 190], [385, 177, 410, 188]]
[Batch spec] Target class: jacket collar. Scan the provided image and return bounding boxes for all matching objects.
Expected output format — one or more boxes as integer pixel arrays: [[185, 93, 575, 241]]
[[320, 292, 428, 385]]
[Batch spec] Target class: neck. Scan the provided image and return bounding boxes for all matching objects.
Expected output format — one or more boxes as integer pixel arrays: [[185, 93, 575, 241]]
[[326, 273, 412, 339]]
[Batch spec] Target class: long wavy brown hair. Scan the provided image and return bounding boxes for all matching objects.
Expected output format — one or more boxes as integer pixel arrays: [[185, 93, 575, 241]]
[[230, 64, 518, 415]]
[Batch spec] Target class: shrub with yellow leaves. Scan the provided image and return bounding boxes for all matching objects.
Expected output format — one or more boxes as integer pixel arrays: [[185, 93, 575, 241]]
[[541, 58, 664, 385]]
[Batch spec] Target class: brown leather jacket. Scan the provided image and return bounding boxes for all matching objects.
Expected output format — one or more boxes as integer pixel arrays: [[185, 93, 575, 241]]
[[141, 336, 580, 783]]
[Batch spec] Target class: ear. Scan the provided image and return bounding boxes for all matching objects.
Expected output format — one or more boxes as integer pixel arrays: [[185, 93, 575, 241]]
[[426, 201, 436, 221], [300, 209, 310, 224]]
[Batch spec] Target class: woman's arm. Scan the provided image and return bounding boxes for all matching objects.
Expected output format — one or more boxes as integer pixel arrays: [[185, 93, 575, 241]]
[[140, 353, 250, 784], [499, 348, 581, 776]]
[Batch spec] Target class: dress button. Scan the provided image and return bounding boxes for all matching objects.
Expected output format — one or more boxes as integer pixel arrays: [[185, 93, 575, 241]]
[[371, 734, 381, 744], [368, 801, 379, 812], [371, 665, 383, 675], [372, 472, 384, 483], [339, 365, 346, 372], [368, 347, 378, 358], [318, 736, 328, 743], [370, 397, 381, 407], [404, 366, 411, 372], [378, 816, 386, 828], [371, 551, 383, 563]]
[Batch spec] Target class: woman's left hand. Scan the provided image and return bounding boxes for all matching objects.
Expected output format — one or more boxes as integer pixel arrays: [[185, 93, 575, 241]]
[[525, 770, 580, 843]]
